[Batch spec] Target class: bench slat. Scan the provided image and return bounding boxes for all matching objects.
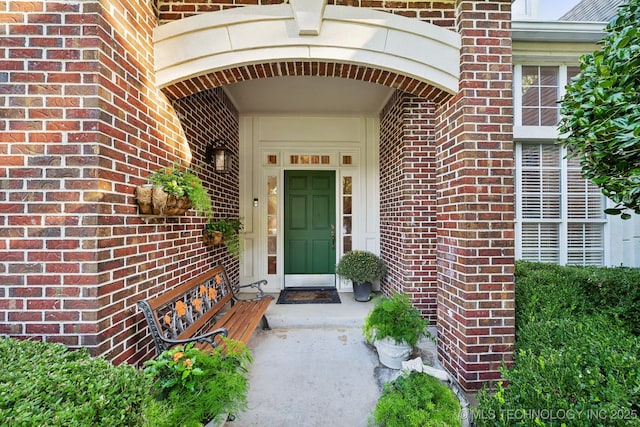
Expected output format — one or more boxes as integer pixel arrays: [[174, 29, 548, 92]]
[[219, 298, 272, 344]]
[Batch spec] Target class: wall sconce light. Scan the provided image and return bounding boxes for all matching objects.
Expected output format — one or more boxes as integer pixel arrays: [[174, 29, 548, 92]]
[[205, 140, 233, 173]]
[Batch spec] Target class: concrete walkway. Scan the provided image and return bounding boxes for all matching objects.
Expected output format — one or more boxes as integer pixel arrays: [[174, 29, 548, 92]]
[[224, 294, 382, 427]]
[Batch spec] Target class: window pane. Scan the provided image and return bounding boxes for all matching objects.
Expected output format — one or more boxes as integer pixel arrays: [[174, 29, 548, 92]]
[[521, 223, 560, 263], [521, 144, 560, 219], [567, 66, 581, 80], [539, 66, 558, 85], [567, 161, 604, 219], [342, 176, 353, 253], [567, 223, 604, 266], [267, 176, 278, 274], [540, 108, 558, 126]]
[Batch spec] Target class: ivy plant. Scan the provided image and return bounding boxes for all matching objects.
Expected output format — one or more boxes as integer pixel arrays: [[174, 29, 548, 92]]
[[558, 0, 640, 219]]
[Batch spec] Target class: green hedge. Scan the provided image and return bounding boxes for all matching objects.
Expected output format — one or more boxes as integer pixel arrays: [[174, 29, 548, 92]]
[[0, 337, 152, 426], [476, 262, 640, 427]]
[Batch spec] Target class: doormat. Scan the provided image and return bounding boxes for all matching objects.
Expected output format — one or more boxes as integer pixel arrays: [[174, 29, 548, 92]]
[[276, 287, 341, 304]]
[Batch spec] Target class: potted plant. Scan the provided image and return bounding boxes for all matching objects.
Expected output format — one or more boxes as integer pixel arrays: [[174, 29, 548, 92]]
[[335, 250, 387, 302], [136, 164, 213, 217], [143, 339, 252, 426], [204, 218, 244, 258], [363, 293, 429, 369]]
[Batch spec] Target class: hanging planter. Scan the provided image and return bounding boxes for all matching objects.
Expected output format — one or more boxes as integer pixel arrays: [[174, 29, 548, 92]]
[[203, 229, 224, 246], [136, 185, 193, 216], [204, 218, 243, 257], [135, 165, 212, 217]]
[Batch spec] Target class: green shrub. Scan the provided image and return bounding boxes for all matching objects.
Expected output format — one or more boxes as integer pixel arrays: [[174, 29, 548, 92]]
[[513, 261, 591, 328], [514, 261, 640, 335], [143, 338, 252, 427], [579, 265, 640, 335], [476, 262, 640, 427], [476, 331, 640, 426], [363, 293, 429, 347], [0, 337, 152, 426], [372, 371, 461, 427]]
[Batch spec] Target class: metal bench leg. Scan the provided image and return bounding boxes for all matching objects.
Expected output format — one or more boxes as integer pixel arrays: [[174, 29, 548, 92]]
[[261, 315, 271, 330]]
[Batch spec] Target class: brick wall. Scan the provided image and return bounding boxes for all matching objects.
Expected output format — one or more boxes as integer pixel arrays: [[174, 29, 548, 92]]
[[434, 0, 515, 390], [0, 0, 240, 365], [154, 0, 456, 27], [379, 91, 438, 323]]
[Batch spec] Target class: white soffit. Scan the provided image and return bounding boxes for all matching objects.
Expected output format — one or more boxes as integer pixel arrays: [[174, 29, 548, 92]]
[[512, 20, 606, 43], [154, 2, 461, 95]]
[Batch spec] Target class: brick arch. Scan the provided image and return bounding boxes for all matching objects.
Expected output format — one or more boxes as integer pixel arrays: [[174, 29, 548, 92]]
[[160, 61, 453, 104]]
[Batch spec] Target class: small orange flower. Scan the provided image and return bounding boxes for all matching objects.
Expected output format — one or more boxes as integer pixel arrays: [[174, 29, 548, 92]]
[[172, 351, 184, 362], [163, 314, 172, 327], [183, 358, 193, 368], [208, 288, 217, 300], [190, 181, 196, 186], [175, 300, 187, 317], [199, 285, 207, 296], [193, 298, 202, 312], [215, 274, 222, 285], [165, 168, 173, 175]]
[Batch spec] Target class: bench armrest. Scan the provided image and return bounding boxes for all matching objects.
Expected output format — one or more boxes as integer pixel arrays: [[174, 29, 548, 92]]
[[232, 279, 268, 301]]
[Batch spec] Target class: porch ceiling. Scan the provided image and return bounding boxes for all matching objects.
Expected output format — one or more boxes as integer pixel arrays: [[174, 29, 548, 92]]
[[222, 75, 395, 115]]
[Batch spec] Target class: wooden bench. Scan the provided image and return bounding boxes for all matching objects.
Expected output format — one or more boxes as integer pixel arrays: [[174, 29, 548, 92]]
[[137, 265, 273, 354]]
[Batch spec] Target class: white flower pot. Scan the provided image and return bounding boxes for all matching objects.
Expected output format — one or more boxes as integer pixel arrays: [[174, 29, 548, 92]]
[[374, 336, 412, 369]]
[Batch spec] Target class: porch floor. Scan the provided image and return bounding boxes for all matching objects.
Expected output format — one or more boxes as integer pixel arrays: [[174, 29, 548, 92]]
[[225, 293, 442, 427]]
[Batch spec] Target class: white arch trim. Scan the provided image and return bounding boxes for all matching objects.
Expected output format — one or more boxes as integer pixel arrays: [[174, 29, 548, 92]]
[[154, 2, 461, 95]]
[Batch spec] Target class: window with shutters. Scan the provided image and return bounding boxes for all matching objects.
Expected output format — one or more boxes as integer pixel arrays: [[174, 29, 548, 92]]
[[516, 143, 606, 266]]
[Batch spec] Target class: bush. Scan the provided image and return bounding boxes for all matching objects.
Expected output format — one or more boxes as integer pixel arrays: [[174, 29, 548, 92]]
[[0, 337, 152, 426], [514, 261, 640, 336], [476, 262, 640, 427], [373, 371, 461, 427]]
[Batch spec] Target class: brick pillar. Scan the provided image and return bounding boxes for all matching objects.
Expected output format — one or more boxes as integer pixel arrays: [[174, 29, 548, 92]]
[[380, 92, 438, 323], [434, 0, 515, 391]]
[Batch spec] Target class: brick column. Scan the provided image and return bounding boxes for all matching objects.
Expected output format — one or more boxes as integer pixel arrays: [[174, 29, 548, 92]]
[[380, 92, 438, 322], [434, 0, 515, 391]]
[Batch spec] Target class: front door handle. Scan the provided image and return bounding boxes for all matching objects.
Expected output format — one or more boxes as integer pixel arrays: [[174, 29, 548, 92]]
[[330, 224, 335, 250]]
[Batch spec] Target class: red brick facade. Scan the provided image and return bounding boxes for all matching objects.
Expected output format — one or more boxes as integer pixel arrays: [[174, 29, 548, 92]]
[[0, 0, 514, 390]]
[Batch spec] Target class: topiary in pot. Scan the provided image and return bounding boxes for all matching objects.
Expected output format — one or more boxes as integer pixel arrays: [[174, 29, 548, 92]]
[[363, 293, 429, 369], [335, 250, 387, 302]]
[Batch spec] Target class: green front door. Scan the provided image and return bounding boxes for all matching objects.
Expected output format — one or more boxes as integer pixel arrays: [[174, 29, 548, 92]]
[[284, 170, 336, 287]]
